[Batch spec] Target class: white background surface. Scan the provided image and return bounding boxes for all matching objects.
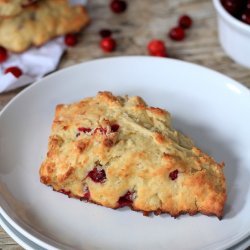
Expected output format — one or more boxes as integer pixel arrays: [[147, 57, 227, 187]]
[[0, 57, 250, 250]]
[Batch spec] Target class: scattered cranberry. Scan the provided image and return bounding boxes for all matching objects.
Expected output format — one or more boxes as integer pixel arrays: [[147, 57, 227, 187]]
[[118, 191, 134, 207], [110, 0, 127, 14], [241, 9, 250, 24], [247, 0, 250, 10], [221, 0, 243, 15], [0, 47, 8, 63], [100, 37, 116, 52], [64, 33, 78, 47], [87, 167, 106, 183], [99, 29, 112, 38], [4, 66, 22, 78], [147, 40, 167, 57], [169, 27, 185, 41], [179, 15, 193, 29], [169, 170, 179, 180], [78, 127, 92, 133], [111, 124, 119, 132]]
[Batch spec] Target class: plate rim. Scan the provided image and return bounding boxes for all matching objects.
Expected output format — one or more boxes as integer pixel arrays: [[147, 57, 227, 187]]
[[0, 56, 250, 250]]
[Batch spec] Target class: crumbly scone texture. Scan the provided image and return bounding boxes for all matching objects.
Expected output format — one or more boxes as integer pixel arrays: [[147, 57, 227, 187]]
[[0, 0, 39, 17], [39, 91, 227, 218], [0, 0, 89, 52]]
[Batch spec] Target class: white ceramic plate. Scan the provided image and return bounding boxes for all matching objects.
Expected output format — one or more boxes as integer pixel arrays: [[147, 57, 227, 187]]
[[0, 57, 250, 250]]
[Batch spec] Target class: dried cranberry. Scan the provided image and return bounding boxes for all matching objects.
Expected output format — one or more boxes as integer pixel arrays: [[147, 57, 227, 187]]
[[241, 9, 250, 24], [100, 37, 116, 52], [111, 124, 120, 132], [147, 40, 167, 57], [64, 33, 78, 47], [0, 47, 8, 63], [221, 0, 243, 15], [99, 29, 112, 38], [169, 27, 185, 41], [110, 0, 127, 14], [87, 167, 106, 183], [59, 189, 71, 196], [94, 127, 107, 134], [169, 170, 179, 180], [78, 127, 92, 133], [4, 66, 22, 78], [118, 191, 134, 207], [179, 15, 193, 29]]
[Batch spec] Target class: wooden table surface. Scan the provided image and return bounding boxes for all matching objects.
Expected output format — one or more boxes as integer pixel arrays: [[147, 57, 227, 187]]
[[0, 0, 250, 249]]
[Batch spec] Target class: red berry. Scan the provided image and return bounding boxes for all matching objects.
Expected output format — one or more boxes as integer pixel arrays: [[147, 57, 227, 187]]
[[241, 9, 250, 24], [87, 167, 106, 183], [100, 37, 116, 52], [169, 27, 185, 41], [111, 124, 119, 132], [78, 127, 92, 133], [118, 191, 134, 207], [179, 15, 193, 29], [59, 189, 71, 197], [0, 47, 8, 63], [64, 33, 78, 47], [99, 29, 112, 38], [221, 0, 243, 15], [147, 40, 167, 57], [4, 66, 22, 78], [110, 0, 127, 14], [169, 170, 179, 180]]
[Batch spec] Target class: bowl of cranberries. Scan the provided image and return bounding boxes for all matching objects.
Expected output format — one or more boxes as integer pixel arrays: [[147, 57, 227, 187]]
[[213, 0, 250, 68]]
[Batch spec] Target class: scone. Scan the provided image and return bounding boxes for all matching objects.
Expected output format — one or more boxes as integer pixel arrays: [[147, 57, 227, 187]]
[[39, 92, 227, 218], [0, 0, 89, 52], [0, 0, 39, 17]]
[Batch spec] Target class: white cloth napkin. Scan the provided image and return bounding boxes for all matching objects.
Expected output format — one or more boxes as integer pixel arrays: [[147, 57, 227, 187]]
[[0, 0, 86, 93]]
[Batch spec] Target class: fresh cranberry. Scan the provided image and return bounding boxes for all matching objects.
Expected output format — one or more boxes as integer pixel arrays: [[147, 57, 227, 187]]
[[169, 27, 185, 41], [0, 47, 8, 63], [78, 127, 92, 133], [99, 29, 112, 38], [111, 124, 119, 132], [147, 40, 167, 57], [247, 0, 250, 10], [87, 167, 106, 183], [100, 37, 116, 52], [241, 9, 250, 24], [169, 170, 179, 180], [221, 0, 243, 15], [118, 191, 134, 207], [179, 15, 193, 29], [110, 0, 127, 14], [64, 33, 78, 47], [4, 66, 22, 78]]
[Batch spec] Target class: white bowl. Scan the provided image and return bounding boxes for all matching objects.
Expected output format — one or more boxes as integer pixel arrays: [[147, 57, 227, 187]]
[[213, 0, 250, 68]]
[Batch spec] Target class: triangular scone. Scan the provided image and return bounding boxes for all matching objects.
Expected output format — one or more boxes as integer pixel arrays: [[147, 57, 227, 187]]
[[0, 0, 89, 52], [39, 92, 226, 218], [0, 0, 39, 18]]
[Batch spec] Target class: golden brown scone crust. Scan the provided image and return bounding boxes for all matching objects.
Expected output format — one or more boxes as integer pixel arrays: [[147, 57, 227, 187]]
[[40, 92, 227, 218], [0, 0, 39, 17], [0, 0, 89, 52]]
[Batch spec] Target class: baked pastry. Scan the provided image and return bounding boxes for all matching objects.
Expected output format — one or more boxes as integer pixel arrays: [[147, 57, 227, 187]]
[[0, 0, 89, 52], [0, 0, 39, 17], [39, 92, 226, 218]]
